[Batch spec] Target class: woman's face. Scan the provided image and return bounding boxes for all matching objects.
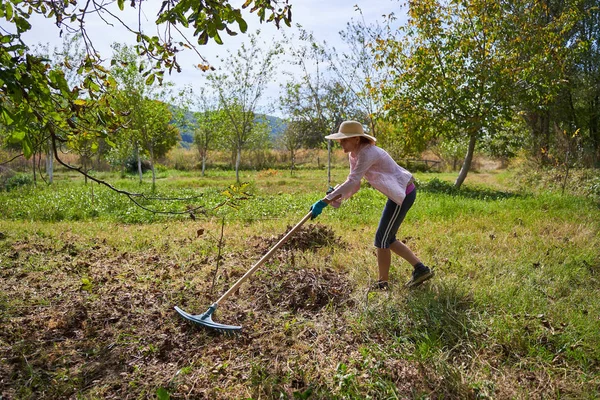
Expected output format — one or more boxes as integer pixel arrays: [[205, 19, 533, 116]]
[[339, 137, 361, 153]]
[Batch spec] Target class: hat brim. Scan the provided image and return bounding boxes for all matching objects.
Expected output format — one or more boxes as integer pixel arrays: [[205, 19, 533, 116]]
[[324, 132, 377, 143]]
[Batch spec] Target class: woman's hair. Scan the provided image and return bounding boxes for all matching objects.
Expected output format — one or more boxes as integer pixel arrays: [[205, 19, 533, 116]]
[[359, 136, 373, 145]]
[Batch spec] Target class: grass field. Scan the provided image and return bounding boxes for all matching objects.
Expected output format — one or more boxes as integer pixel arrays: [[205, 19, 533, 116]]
[[1, 167, 599, 399]]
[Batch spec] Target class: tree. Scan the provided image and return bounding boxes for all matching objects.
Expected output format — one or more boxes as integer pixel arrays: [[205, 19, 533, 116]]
[[109, 44, 152, 183], [1, 0, 292, 211], [278, 119, 306, 174], [375, 0, 542, 188], [174, 87, 230, 177], [47, 34, 93, 183], [329, 12, 387, 137], [561, 0, 600, 165], [207, 32, 282, 182], [109, 43, 179, 188], [503, 0, 580, 166], [280, 29, 333, 148], [280, 29, 364, 185], [138, 98, 180, 188], [192, 95, 229, 177]]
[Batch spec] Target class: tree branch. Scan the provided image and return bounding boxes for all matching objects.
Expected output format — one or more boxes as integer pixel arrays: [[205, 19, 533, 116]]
[[0, 153, 25, 166], [49, 129, 211, 216]]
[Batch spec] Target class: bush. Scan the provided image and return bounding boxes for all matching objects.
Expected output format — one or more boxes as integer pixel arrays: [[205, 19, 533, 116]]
[[154, 163, 169, 173], [583, 172, 600, 201], [513, 163, 600, 200], [1, 172, 33, 191], [419, 177, 456, 194], [125, 157, 152, 173]]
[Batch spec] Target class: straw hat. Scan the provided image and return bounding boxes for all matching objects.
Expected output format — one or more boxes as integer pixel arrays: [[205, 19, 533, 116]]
[[325, 121, 376, 143]]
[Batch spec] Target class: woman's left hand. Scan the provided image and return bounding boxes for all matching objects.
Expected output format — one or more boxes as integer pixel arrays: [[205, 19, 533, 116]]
[[310, 200, 328, 219]]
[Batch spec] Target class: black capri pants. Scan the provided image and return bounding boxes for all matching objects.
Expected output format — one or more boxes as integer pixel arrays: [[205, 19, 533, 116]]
[[374, 188, 416, 248]]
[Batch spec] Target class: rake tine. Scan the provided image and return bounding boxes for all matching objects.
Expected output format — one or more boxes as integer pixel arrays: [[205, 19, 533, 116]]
[[174, 305, 242, 334]]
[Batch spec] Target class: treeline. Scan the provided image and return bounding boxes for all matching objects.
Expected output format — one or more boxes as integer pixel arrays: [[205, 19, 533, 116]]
[[0, 0, 598, 192]]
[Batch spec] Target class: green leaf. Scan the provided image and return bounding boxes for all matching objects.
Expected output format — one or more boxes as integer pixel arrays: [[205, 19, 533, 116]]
[[156, 387, 170, 400], [198, 31, 209, 45], [2, 108, 14, 125], [6, 2, 14, 20], [81, 277, 93, 292], [9, 129, 25, 143], [117, 0, 125, 11], [213, 31, 223, 45], [15, 16, 32, 32], [22, 136, 33, 158], [104, 137, 116, 147], [145, 73, 156, 85], [238, 17, 248, 33]]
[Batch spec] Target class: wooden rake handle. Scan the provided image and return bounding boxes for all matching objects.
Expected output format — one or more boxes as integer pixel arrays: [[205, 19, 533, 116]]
[[214, 211, 314, 306]]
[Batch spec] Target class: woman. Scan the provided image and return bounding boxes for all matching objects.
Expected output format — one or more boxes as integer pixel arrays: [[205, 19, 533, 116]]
[[310, 120, 433, 289]]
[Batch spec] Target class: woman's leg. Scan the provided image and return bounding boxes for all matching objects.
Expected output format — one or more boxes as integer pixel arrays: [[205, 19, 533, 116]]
[[377, 240, 422, 282], [375, 190, 417, 282], [377, 248, 392, 283], [389, 240, 421, 265]]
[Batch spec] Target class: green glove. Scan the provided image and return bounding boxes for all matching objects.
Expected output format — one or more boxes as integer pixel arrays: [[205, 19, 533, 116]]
[[310, 200, 327, 219]]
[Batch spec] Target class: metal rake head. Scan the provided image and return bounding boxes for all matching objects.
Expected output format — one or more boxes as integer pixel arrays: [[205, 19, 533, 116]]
[[174, 305, 242, 335]]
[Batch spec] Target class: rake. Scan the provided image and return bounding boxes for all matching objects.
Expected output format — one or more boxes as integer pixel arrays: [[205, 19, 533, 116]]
[[175, 210, 314, 334]]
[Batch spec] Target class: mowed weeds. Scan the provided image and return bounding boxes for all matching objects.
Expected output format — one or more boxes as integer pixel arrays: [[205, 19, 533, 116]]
[[0, 168, 599, 399]]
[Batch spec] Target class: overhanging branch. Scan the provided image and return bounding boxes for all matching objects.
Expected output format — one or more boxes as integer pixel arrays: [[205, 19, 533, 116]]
[[49, 129, 212, 217], [0, 153, 24, 166]]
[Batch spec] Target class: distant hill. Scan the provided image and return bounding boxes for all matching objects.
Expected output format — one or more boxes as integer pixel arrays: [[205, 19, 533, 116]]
[[170, 106, 286, 148], [263, 114, 286, 141]]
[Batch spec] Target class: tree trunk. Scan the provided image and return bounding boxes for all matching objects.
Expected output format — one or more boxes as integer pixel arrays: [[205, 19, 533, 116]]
[[32, 153, 37, 185], [522, 110, 551, 166], [201, 154, 206, 177], [83, 157, 88, 185], [541, 111, 551, 166], [591, 95, 599, 166], [46, 138, 54, 184], [454, 133, 477, 189], [136, 145, 143, 184], [235, 146, 241, 183], [149, 146, 156, 192], [290, 148, 296, 176]]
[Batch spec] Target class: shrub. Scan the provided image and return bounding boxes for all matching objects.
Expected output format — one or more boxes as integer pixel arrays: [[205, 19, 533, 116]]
[[125, 157, 152, 173], [154, 163, 169, 173], [1, 171, 33, 191]]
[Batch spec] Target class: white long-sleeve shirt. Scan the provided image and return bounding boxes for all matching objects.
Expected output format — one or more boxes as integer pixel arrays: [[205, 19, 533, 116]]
[[325, 143, 413, 208]]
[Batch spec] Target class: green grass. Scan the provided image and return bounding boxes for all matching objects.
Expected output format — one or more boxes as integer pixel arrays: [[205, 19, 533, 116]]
[[0, 167, 599, 399]]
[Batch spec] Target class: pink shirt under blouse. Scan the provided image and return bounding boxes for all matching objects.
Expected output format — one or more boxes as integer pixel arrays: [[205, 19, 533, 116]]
[[325, 143, 414, 208]]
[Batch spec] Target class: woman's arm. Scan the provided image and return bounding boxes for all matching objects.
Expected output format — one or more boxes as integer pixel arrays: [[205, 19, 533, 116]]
[[325, 146, 378, 204]]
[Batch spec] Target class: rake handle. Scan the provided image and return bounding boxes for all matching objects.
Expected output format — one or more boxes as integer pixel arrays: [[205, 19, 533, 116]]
[[213, 211, 314, 306]]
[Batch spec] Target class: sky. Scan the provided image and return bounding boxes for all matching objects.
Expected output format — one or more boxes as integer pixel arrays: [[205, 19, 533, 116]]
[[22, 0, 405, 112]]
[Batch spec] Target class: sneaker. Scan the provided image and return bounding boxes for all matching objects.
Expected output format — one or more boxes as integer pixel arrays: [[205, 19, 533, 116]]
[[405, 264, 434, 288], [370, 280, 389, 291]]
